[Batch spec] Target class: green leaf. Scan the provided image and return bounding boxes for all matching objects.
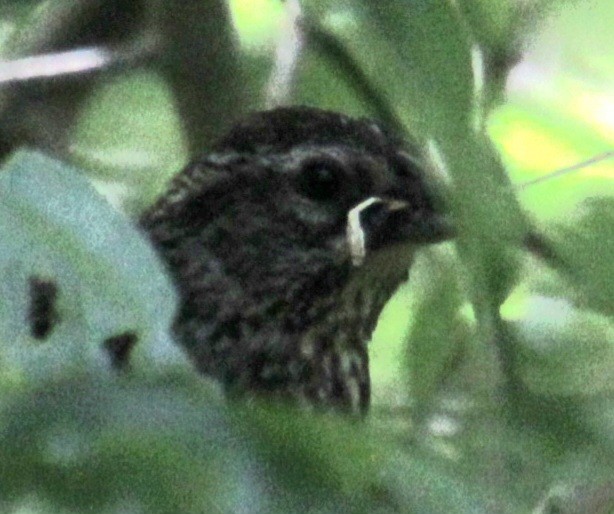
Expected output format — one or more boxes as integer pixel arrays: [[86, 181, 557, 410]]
[[548, 197, 614, 316], [0, 150, 186, 383], [581, 395, 614, 449], [301, 0, 474, 134], [512, 296, 614, 396], [405, 246, 468, 408], [0, 374, 246, 513], [0, 373, 493, 514], [235, 401, 492, 514]]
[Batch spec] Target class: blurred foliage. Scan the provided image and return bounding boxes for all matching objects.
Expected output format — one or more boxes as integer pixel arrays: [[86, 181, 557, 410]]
[[0, 0, 612, 513]]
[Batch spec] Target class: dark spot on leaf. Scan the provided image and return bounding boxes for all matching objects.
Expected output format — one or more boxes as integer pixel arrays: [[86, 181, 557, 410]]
[[28, 276, 59, 340], [103, 332, 138, 370]]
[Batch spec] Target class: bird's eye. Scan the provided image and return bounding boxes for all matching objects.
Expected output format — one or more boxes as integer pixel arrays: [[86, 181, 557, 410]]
[[297, 159, 344, 201]]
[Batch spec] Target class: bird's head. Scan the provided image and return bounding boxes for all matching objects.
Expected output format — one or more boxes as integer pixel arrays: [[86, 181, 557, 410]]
[[141, 107, 454, 408], [145, 107, 452, 288]]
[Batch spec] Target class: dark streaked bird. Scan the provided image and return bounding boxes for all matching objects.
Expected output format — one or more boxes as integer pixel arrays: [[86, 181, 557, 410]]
[[140, 107, 453, 414]]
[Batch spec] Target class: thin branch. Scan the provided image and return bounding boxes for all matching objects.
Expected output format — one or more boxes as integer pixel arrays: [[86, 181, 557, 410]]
[[517, 151, 614, 189], [0, 47, 113, 85], [264, 0, 303, 108], [0, 35, 159, 86]]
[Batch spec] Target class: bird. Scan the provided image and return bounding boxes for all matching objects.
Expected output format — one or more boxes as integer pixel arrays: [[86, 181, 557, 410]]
[[140, 106, 453, 415]]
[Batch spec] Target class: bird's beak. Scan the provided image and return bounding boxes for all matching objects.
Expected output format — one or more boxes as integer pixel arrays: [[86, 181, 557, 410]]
[[346, 196, 455, 266]]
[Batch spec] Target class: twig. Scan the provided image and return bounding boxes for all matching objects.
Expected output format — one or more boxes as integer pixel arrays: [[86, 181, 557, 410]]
[[517, 151, 614, 189], [0, 47, 113, 85], [264, 0, 303, 108], [0, 35, 159, 86]]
